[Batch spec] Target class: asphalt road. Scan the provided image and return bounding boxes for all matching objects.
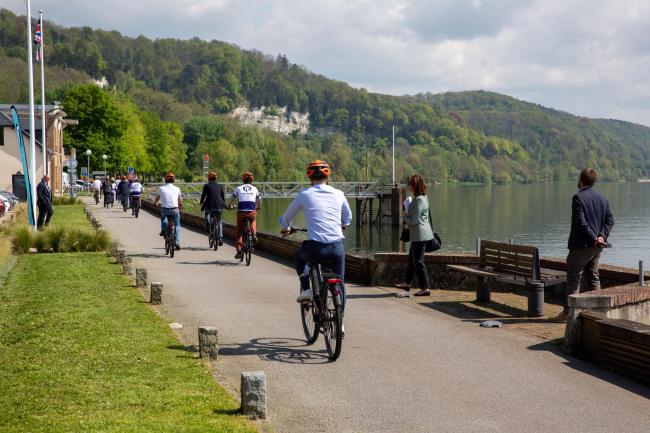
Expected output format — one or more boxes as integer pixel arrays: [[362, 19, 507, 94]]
[[92, 200, 650, 433]]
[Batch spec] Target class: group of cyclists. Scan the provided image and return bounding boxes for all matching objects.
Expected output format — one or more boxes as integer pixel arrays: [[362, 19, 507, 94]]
[[92, 175, 143, 216], [153, 160, 351, 312]]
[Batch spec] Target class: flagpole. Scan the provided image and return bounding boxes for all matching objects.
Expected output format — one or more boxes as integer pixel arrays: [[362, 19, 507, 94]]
[[39, 10, 47, 177], [392, 125, 395, 185], [26, 0, 37, 230]]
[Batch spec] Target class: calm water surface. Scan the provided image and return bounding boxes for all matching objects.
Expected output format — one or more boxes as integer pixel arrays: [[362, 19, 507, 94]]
[[218, 182, 650, 268]]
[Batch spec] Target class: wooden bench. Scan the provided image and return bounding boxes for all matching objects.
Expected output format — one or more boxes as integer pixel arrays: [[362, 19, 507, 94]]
[[447, 240, 566, 317]]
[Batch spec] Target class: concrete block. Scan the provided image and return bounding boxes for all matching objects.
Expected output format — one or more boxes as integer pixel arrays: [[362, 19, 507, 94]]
[[198, 326, 219, 361], [136, 268, 147, 288], [116, 249, 126, 265], [241, 371, 266, 420], [568, 294, 613, 309], [122, 256, 133, 275], [150, 282, 163, 304]]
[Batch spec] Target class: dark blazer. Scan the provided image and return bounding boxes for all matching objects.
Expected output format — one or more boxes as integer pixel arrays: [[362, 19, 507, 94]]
[[36, 180, 52, 208], [568, 186, 614, 249], [200, 181, 226, 211]]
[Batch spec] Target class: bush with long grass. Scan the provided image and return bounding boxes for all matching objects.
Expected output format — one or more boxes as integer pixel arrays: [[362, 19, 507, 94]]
[[11, 227, 33, 255], [52, 197, 82, 206], [33, 231, 50, 253], [88, 230, 110, 252], [47, 226, 67, 253]]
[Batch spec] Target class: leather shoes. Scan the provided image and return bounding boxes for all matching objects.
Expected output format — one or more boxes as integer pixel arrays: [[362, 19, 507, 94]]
[[414, 289, 431, 296]]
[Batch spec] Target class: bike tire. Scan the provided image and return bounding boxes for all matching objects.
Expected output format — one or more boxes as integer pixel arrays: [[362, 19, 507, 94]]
[[208, 230, 214, 248], [245, 238, 252, 266], [165, 237, 171, 256], [323, 285, 343, 361], [300, 301, 318, 344], [169, 237, 175, 258]]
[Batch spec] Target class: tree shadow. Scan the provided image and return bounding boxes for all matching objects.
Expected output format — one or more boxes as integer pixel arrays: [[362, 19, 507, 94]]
[[420, 300, 553, 325], [346, 293, 395, 300], [176, 260, 240, 266], [219, 337, 331, 364], [528, 340, 650, 398]]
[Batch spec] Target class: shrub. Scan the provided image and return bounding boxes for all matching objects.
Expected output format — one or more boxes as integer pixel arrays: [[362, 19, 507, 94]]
[[47, 226, 67, 253], [11, 227, 33, 255], [33, 231, 50, 252], [88, 230, 110, 252], [52, 197, 82, 206]]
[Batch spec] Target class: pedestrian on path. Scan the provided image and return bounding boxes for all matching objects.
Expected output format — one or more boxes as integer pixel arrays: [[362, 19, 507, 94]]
[[394, 174, 434, 297], [36, 174, 53, 229], [549, 168, 614, 322], [102, 176, 112, 208]]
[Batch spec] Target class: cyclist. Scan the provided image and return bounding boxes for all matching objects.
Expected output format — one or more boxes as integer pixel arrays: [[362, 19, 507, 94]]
[[153, 172, 182, 250], [92, 177, 102, 204], [228, 172, 261, 260], [279, 160, 352, 320], [129, 176, 144, 216], [200, 171, 226, 246]]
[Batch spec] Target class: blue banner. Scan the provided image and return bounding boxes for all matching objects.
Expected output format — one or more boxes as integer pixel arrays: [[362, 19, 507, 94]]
[[11, 106, 35, 227]]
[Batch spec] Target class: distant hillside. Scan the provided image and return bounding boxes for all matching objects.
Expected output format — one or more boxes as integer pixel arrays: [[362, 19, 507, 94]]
[[1, 8, 649, 183]]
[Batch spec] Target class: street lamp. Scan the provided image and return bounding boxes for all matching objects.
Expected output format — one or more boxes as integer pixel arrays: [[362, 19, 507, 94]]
[[102, 154, 107, 174], [85, 149, 92, 189]]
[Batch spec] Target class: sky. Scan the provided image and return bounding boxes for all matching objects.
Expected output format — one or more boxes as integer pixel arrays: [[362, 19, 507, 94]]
[[4, 0, 650, 126]]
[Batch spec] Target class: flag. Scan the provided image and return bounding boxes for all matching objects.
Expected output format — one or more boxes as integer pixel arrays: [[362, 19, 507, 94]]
[[34, 17, 42, 62]]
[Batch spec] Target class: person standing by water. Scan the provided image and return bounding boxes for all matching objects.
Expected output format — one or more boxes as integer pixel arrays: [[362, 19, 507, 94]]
[[36, 174, 53, 229], [394, 175, 434, 297], [549, 168, 614, 322]]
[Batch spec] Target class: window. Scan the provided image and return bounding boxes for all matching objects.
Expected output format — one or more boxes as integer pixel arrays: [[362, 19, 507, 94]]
[[0, 127, 5, 146]]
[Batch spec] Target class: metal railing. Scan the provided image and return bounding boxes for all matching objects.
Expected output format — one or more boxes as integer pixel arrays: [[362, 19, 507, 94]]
[[144, 182, 395, 199]]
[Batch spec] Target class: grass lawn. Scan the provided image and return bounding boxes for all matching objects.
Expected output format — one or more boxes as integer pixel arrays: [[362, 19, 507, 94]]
[[0, 252, 259, 433], [50, 204, 89, 229]]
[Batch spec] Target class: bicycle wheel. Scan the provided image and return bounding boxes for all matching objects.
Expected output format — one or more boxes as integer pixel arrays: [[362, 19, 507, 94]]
[[165, 234, 171, 256], [300, 300, 318, 344], [168, 227, 175, 258], [213, 224, 219, 251], [245, 235, 252, 266], [323, 284, 343, 361], [208, 225, 214, 248]]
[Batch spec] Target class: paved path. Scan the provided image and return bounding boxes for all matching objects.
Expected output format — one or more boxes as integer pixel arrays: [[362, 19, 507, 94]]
[[91, 201, 650, 433]]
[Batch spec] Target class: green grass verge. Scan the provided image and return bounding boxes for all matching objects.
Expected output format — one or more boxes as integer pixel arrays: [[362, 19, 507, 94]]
[[50, 204, 89, 229], [0, 253, 258, 433]]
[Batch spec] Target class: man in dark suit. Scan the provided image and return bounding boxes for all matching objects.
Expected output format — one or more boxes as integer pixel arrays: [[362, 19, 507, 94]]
[[36, 174, 53, 229], [200, 171, 226, 245], [549, 168, 614, 322]]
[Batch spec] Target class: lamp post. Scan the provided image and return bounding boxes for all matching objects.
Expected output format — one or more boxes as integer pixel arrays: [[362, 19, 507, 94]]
[[86, 149, 92, 190], [102, 154, 107, 174]]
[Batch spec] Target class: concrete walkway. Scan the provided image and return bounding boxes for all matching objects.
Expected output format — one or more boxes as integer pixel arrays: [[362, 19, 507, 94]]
[[91, 201, 650, 433]]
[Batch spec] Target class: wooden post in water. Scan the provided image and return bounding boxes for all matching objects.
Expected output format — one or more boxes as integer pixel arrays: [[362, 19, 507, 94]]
[[640, 260, 644, 286], [391, 185, 401, 227]]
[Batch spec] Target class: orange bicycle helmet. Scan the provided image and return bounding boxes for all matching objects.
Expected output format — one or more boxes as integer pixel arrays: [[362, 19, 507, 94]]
[[306, 160, 331, 179], [164, 172, 175, 183], [242, 172, 254, 183]]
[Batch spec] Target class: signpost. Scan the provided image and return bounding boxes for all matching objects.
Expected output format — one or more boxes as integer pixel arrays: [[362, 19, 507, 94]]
[[203, 154, 209, 180], [65, 158, 78, 197], [127, 166, 135, 181]]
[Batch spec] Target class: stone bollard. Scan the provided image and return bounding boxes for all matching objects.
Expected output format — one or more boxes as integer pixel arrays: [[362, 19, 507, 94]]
[[150, 282, 163, 304], [116, 249, 126, 265], [96, 222, 103, 230], [198, 326, 219, 361], [241, 371, 267, 420], [122, 256, 133, 275], [110, 240, 119, 257], [136, 268, 147, 288]]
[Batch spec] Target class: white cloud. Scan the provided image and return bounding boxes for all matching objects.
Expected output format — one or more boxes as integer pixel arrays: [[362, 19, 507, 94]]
[[2, 0, 650, 126]]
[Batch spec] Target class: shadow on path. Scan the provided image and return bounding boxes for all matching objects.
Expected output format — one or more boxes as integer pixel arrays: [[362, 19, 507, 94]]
[[219, 337, 331, 364], [528, 340, 650, 399], [177, 260, 240, 266]]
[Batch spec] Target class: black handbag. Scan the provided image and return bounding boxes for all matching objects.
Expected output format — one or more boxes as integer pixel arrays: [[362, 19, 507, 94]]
[[425, 212, 442, 252], [400, 227, 410, 242]]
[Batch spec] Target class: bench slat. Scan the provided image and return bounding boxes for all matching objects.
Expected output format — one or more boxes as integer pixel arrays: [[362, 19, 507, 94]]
[[447, 265, 500, 279]]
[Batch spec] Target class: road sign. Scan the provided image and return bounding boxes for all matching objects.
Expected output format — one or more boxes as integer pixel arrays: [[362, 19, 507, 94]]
[[203, 154, 209, 161], [81, 167, 88, 178], [65, 158, 78, 169], [128, 166, 135, 174]]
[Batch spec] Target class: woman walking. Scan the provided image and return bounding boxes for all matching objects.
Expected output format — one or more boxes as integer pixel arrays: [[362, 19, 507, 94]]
[[394, 175, 434, 297]]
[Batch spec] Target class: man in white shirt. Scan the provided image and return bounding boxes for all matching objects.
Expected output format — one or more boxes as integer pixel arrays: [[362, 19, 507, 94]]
[[92, 177, 102, 204], [279, 160, 352, 315], [154, 172, 182, 250], [228, 172, 261, 259]]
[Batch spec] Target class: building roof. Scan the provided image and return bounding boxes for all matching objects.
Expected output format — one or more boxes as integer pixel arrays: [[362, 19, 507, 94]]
[[0, 111, 44, 150]]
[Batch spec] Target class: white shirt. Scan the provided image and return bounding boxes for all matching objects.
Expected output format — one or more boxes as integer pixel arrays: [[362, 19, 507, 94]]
[[129, 182, 143, 195], [93, 179, 101, 190], [158, 183, 181, 208], [231, 184, 260, 212], [279, 184, 352, 244]]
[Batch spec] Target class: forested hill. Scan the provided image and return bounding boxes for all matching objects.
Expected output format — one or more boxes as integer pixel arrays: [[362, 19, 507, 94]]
[[1, 8, 649, 183]]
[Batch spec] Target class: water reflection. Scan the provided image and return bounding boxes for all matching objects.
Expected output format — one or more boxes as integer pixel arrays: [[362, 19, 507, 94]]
[[218, 182, 650, 268]]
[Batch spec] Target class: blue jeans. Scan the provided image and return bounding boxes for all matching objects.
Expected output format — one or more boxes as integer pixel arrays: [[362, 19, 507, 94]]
[[160, 207, 180, 245], [295, 240, 346, 316], [204, 208, 223, 237]]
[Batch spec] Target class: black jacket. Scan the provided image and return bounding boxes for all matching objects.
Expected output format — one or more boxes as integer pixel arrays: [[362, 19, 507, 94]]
[[568, 186, 614, 249], [102, 180, 112, 194], [200, 181, 226, 211], [36, 180, 52, 208]]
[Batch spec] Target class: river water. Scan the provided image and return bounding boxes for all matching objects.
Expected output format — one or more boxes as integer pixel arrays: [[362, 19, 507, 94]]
[[215, 182, 650, 268]]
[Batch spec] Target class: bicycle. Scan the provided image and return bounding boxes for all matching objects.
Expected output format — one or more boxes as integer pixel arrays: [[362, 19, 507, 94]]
[[207, 211, 222, 251], [164, 218, 175, 258], [240, 217, 254, 266], [283, 227, 344, 361], [131, 196, 141, 218]]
